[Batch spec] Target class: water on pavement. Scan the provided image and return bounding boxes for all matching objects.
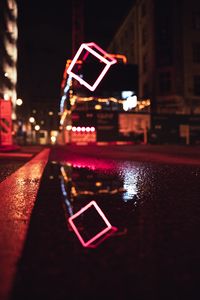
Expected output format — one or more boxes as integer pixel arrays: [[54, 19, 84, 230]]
[[10, 150, 200, 300]]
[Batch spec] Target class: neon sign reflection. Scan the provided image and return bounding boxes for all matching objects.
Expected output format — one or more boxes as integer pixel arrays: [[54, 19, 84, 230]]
[[68, 200, 117, 248], [60, 163, 120, 248]]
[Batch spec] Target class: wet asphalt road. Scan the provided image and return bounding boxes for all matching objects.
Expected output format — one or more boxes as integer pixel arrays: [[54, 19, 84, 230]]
[[9, 145, 200, 300]]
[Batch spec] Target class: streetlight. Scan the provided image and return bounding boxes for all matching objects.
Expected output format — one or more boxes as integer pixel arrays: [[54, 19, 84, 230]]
[[16, 98, 23, 106], [28, 116, 36, 144], [29, 116, 35, 123], [15, 98, 24, 144], [34, 125, 40, 131]]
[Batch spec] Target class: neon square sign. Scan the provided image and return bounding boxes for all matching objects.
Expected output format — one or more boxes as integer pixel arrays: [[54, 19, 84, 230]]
[[68, 200, 117, 248], [66, 42, 117, 91]]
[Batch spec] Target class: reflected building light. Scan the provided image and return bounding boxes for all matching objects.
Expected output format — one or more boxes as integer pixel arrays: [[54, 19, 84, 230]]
[[65, 158, 114, 171], [123, 95, 137, 111], [60, 179, 73, 216], [118, 164, 139, 201], [121, 91, 135, 99]]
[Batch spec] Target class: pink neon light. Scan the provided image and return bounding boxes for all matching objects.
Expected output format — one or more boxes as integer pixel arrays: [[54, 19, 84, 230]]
[[86, 127, 90, 132], [91, 127, 95, 132], [68, 200, 117, 248], [77, 126, 81, 132], [66, 42, 117, 91], [71, 126, 96, 133], [65, 158, 115, 171]]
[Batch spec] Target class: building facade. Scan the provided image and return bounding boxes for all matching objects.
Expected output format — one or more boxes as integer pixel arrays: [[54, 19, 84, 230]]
[[108, 0, 200, 114], [0, 0, 18, 119]]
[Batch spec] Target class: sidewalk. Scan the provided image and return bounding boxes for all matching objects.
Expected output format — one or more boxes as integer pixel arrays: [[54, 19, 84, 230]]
[[0, 145, 21, 152], [0, 147, 50, 300], [0, 145, 46, 153]]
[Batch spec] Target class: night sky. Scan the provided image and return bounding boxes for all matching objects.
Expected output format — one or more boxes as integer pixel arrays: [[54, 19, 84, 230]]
[[16, 0, 134, 108]]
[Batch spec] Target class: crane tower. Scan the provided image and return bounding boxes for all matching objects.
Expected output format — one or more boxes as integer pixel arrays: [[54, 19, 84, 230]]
[[72, 0, 84, 56]]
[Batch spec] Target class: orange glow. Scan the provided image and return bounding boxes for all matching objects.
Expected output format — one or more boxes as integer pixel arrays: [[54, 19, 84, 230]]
[[104, 53, 127, 64], [60, 109, 71, 125], [61, 59, 82, 89]]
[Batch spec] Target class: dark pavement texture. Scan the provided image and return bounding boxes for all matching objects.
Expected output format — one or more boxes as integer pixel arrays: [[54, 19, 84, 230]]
[[8, 145, 200, 300]]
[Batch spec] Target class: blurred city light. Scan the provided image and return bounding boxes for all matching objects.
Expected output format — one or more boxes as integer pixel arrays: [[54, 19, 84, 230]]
[[16, 98, 23, 106], [34, 125, 40, 131], [29, 117, 35, 123]]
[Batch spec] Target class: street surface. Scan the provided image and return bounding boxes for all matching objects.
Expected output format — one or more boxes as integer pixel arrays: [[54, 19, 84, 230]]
[[0, 146, 45, 183], [0, 144, 200, 300]]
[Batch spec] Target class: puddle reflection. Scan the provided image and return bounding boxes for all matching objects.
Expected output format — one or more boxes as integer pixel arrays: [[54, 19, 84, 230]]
[[117, 162, 140, 201], [59, 158, 147, 248]]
